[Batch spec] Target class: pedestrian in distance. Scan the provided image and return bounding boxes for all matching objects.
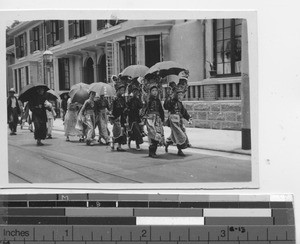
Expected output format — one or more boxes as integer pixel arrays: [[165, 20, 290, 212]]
[[78, 91, 96, 146], [23, 102, 33, 132], [64, 98, 82, 142], [163, 84, 192, 156], [127, 85, 144, 150], [28, 87, 52, 146], [46, 100, 57, 139], [7, 88, 21, 135], [143, 84, 165, 158], [110, 81, 127, 152], [95, 94, 111, 145], [61, 94, 68, 121]]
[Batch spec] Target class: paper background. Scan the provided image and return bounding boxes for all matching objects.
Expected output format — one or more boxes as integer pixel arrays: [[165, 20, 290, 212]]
[[0, 0, 299, 238]]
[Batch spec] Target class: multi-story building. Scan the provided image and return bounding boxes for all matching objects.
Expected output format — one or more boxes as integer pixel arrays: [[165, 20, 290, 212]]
[[6, 19, 250, 133]]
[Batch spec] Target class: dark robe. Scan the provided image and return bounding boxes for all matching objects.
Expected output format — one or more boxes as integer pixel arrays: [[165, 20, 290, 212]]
[[127, 96, 143, 144], [28, 93, 48, 140], [111, 95, 127, 144], [7, 96, 21, 133]]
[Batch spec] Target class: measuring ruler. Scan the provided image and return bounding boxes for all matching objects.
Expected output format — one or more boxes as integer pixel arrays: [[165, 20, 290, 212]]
[[0, 194, 295, 243]]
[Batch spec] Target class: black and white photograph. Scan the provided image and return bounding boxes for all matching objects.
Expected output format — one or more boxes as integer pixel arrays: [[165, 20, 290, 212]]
[[4, 12, 257, 187]]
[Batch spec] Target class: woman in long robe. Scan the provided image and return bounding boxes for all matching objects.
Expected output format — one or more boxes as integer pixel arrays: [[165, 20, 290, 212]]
[[28, 87, 50, 146]]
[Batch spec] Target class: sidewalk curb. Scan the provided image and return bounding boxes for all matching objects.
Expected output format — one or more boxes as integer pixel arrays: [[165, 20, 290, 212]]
[[52, 128, 251, 156]]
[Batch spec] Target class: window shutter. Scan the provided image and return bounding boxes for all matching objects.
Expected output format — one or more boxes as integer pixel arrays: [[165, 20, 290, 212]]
[[46, 21, 52, 47], [97, 20, 105, 30], [15, 36, 20, 58], [39, 24, 44, 50], [59, 20, 64, 43], [23, 32, 28, 56], [84, 20, 91, 35], [29, 29, 34, 53], [68, 20, 75, 40]]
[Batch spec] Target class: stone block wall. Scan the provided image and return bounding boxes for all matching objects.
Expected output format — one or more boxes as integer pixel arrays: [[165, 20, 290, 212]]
[[182, 101, 242, 130]]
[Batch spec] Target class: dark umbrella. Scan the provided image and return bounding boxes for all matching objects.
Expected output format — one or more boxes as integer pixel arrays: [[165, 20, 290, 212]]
[[46, 89, 60, 101], [18, 83, 49, 103], [144, 61, 188, 79]]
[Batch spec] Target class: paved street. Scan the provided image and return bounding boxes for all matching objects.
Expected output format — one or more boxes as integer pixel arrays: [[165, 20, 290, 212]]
[[8, 126, 251, 183]]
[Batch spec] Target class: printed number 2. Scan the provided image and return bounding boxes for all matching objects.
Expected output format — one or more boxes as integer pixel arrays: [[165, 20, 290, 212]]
[[141, 229, 147, 237], [220, 230, 226, 237]]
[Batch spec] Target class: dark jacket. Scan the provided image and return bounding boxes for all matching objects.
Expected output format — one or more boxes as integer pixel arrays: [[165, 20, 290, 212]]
[[145, 96, 164, 121], [164, 97, 190, 121], [28, 94, 48, 123], [127, 96, 143, 124], [7, 96, 21, 122], [112, 95, 127, 126]]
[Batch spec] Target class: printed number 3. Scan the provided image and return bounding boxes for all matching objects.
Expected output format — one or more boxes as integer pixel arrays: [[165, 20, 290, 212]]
[[141, 229, 147, 237], [220, 230, 226, 237]]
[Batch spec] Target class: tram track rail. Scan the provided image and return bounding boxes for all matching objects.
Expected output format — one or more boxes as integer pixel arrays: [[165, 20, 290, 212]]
[[8, 143, 143, 184]]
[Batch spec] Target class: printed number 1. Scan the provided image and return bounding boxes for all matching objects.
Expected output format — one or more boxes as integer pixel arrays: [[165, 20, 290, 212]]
[[65, 230, 69, 237], [220, 230, 226, 237]]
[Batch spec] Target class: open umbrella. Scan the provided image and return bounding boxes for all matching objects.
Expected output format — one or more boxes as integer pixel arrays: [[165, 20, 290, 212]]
[[18, 83, 49, 103], [46, 89, 60, 101], [144, 61, 188, 79], [59, 91, 70, 99], [69, 83, 89, 99], [89, 82, 116, 97], [70, 82, 90, 91], [68, 83, 90, 104], [119, 65, 149, 79], [69, 88, 89, 105]]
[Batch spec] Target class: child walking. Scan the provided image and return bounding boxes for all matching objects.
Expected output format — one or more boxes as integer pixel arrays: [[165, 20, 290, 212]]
[[46, 100, 57, 139], [111, 82, 127, 151], [95, 94, 111, 145], [164, 85, 192, 156], [127, 84, 144, 150], [144, 84, 165, 158], [78, 91, 96, 146]]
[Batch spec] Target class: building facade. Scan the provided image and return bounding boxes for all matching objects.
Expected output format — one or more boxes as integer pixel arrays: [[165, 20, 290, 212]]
[[6, 19, 249, 131]]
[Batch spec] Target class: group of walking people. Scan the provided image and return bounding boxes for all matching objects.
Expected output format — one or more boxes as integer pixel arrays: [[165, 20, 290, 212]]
[[7, 76, 192, 157], [63, 76, 192, 157]]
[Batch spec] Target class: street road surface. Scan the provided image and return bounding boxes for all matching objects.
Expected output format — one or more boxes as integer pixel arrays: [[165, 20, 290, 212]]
[[8, 128, 251, 183]]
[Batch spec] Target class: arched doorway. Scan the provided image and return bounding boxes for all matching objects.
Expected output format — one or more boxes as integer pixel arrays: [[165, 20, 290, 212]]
[[98, 54, 107, 83], [85, 57, 94, 84]]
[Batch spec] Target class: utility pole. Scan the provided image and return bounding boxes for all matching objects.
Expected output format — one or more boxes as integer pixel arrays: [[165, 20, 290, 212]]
[[241, 19, 251, 150]]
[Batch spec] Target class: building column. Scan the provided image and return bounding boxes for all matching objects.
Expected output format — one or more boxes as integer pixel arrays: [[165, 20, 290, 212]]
[[241, 19, 251, 150], [136, 36, 145, 65], [53, 57, 59, 91]]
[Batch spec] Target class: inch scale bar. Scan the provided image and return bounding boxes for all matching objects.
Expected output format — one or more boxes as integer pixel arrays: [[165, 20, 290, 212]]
[[0, 225, 295, 243], [0, 194, 295, 244]]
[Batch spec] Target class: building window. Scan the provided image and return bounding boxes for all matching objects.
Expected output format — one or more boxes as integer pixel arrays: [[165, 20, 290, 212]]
[[145, 35, 161, 68], [119, 36, 136, 70], [46, 20, 64, 47], [18, 68, 22, 91], [97, 19, 127, 30], [58, 58, 70, 90], [15, 32, 27, 58], [30, 25, 43, 53], [213, 19, 242, 76], [14, 69, 18, 93], [97, 20, 106, 30], [25, 66, 29, 85], [68, 20, 91, 40]]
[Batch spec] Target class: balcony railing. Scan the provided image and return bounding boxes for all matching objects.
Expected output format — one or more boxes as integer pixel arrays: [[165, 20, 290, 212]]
[[161, 77, 242, 101]]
